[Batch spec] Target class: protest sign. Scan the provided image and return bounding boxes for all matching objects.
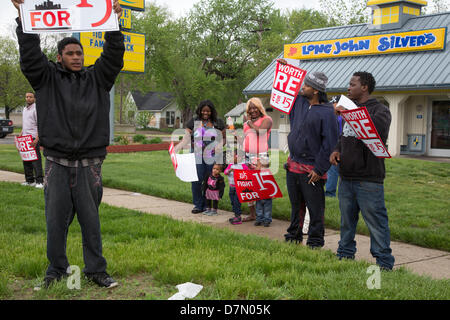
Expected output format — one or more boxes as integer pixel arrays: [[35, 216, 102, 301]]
[[270, 60, 307, 114], [168, 148, 198, 182], [15, 135, 38, 161], [233, 169, 282, 203], [20, 0, 119, 34], [340, 107, 391, 158], [169, 142, 178, 171]]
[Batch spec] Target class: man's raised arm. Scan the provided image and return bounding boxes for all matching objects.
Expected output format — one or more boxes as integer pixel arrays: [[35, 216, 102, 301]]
[[13, 0, 49, 91]]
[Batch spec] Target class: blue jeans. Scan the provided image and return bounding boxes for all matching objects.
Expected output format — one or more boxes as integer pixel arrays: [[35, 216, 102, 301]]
[[337, 179, 395, 270], [192, 162, 213, 210], [325, 164, 339, 197], [44, 160, 107, 277], [229, 186, 242, 217], [255, 198, 272, 224]]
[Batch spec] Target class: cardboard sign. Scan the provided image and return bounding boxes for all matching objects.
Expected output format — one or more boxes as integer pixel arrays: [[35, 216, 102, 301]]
[[80, 30, 145, 73], [233, 169, 282, 203], [169, 142, 178, 171], [340, 107, 391, 158], [15, 135, 38, 161], [20, 0, 119, 34], [270, 60, 307, 114]]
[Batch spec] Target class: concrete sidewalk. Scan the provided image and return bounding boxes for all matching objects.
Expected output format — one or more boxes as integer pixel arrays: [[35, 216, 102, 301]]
[[1, 169, 449, 280]]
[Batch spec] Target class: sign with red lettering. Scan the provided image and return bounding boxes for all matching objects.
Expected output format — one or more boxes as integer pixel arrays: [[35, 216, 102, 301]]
[[15, 135, 38, 161], [20, 0, 119, 34], [340, 107, 391, 158], [234, 169, 283, 203], [270, 60, 307, 114], [169, 142, 178, 171]]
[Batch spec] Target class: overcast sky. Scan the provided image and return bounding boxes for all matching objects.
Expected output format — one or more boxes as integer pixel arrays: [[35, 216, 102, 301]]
[[1, 0, 321, 37]]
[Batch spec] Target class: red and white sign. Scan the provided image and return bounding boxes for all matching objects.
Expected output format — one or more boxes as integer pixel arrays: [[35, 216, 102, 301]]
[[15, 135, 38, 161], [20, 0, 119, 34], [234, 169, 283, 203], [340, 107, 391, 158], [169, 142, 178, 171], [270, 60, 307, 114]]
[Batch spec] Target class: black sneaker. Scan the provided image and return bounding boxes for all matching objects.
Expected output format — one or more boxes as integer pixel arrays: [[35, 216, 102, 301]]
[[33, 274, 67, 291], [85, 272, 118, 288], [191, 208, 203, 214], [254, 221, 263, 226]]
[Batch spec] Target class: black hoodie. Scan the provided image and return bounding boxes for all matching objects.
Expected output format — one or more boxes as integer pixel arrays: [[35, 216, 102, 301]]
[[16, 19, 125, 160], [334, 98, 391, 183]]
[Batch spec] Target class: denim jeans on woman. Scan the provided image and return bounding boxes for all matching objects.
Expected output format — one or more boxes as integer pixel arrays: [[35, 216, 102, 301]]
[[337, 179, 395, 270], [44, 160, 107, 277]]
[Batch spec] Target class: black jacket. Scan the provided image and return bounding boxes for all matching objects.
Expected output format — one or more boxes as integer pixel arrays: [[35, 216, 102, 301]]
[[201, 174, 225, 199], [16, 19, 125, 160], [288, 95, 339, 176], [334, 98, 391, 183]]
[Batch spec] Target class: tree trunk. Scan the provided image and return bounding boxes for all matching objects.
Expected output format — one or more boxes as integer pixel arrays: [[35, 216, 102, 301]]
[[5, 106, 10, 120]]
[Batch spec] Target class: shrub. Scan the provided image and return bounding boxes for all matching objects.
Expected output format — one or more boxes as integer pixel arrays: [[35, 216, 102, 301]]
[[114, 135, 129, 145], [149, 137, 163, 144], [133, 134, 146, 143]]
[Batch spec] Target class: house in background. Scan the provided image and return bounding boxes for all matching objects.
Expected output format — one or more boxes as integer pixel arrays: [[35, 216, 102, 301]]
[[244, 0, 450, 157], [224, 102, 246, 125], [126, 91, 183, 129]]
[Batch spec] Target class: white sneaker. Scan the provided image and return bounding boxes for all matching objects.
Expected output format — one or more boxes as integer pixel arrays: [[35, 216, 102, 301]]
[[21, 182, 36, 187], [35, 183, 44, 189]]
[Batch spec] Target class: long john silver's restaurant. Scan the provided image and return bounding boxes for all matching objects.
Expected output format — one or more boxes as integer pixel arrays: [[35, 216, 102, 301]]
[[244, 0, 450, 158]]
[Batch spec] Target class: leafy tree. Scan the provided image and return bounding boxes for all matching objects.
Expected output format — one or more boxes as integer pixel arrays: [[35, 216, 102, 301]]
[[0, 37, 31, 119], [318, 0, 371, 25]]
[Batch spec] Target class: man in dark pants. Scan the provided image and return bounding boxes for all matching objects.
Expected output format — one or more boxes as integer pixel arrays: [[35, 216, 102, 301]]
[[281, 61, 339, 248], [20, 92, 43, 188], [12, 0, 125, 289], [330, 72, 395, 270]]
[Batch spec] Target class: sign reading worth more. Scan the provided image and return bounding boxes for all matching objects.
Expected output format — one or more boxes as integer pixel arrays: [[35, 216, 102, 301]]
[[21, 0, 119, 34], [340, 107, 391, 158], [80, 30, 146, 73], [15, 135, 38, 161], [270, 60, 307, 114]]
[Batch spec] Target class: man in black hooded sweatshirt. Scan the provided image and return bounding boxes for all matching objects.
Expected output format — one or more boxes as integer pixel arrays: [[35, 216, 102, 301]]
[[12, 0, 125, 288], [330, 72, 395, 270]]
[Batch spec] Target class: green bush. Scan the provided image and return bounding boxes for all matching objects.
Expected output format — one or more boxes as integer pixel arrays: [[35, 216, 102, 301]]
[[114, 135, 129, 145], [133, 134, 146, 143], [149, 137, 163, 144]]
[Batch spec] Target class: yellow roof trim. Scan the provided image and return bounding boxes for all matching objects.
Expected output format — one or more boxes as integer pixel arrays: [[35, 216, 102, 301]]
[[367, 0, 427, 6]]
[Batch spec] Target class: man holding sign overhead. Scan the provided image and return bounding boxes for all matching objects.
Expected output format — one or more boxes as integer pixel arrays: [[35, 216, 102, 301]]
[[330, 72, 395, 271], [12, 0, 124, 289], [280, 59, 338, 249]]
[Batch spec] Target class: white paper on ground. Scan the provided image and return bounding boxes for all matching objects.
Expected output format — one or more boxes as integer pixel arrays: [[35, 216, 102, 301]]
[[168, 282, 203, 300], [337, 95, 358, 110], [175, 153, 198, 182]]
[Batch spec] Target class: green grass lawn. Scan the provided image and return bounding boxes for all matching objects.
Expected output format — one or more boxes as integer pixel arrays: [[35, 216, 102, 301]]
[[0, 182, 449, 300], [0, 145, 449, 251]]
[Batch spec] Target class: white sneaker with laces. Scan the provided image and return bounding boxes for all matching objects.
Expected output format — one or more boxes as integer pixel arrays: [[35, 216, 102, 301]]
[[35, 183, 44, 189]]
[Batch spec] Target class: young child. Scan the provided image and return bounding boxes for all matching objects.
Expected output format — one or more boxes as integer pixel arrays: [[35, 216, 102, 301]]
[[202, 163, 225, 216], [224, 151, 249, 225]]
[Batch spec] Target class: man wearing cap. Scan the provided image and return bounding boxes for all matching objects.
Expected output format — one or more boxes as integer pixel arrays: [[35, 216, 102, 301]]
[[280, 60, 339, 248]]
